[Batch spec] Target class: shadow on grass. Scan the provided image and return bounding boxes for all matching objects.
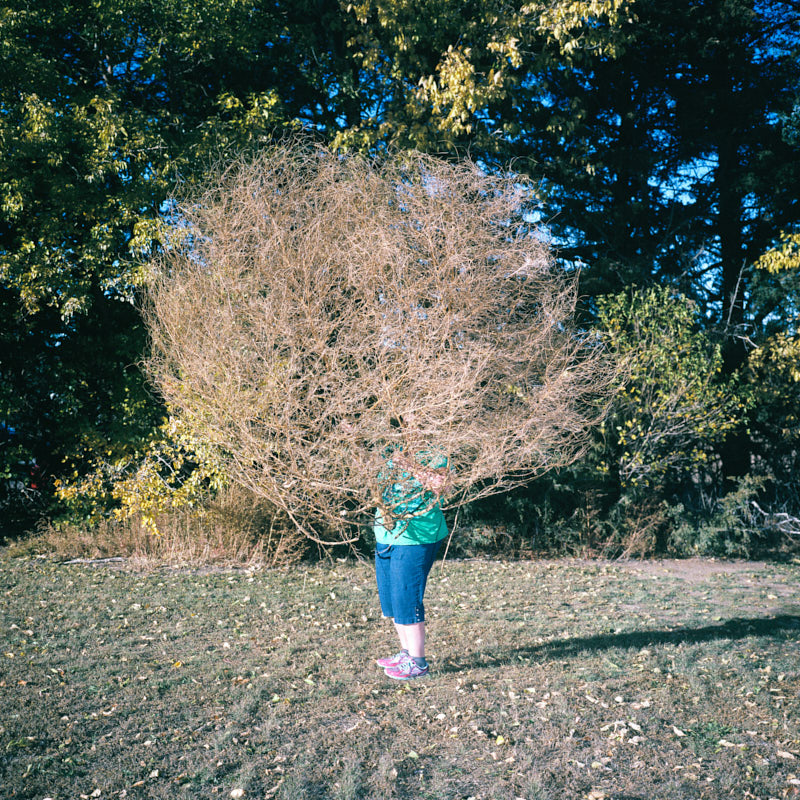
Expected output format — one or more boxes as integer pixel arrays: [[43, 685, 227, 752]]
[[438, 614, 800, 673]]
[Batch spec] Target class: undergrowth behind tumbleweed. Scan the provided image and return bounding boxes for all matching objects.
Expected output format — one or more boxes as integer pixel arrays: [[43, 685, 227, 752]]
[[18, 484, 307, 568]]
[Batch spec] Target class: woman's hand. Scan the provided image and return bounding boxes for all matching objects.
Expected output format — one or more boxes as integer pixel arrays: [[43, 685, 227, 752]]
[[394, 453, 453, 496], [422, 470, 452, 494]]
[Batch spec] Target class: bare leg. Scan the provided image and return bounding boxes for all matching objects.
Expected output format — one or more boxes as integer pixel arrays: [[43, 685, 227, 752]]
[[392, 620, 408, 652], [394, 621, 425, 658]]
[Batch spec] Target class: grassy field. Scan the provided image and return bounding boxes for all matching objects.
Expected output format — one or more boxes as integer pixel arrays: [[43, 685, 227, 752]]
[[1, 552, 799, 800]]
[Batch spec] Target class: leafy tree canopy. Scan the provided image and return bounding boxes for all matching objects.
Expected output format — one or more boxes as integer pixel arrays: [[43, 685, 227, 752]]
[[2, 0, 799, 533]]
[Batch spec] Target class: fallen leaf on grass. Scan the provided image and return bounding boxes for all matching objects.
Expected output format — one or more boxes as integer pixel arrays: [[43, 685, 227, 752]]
[[778, 751, 797, 760]]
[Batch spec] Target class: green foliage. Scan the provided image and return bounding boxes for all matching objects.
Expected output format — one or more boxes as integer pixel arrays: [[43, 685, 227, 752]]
[[337, 0, 800, 316], [333, 0, 632, 153], [741, 235, 800, 525], [54, 414, 228, 533], [1, 0, 327, 318], [0, 0, 318, 524], [747, 329, 800, 458], [754, 232, 800, 280], [664, 474, 785, 559], [0, 290, 162, 533], [785, 103, 800, 146], [595, 286, 744, 493]]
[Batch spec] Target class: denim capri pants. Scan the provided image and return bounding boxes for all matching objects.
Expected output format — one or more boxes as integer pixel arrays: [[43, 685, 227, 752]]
[[375, 539, 442, 625]]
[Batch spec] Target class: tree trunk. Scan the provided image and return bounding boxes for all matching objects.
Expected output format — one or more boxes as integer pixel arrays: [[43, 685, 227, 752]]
[[716, 120, 750, 484]]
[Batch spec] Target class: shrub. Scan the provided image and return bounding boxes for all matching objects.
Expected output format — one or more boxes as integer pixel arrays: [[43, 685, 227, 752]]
[[666, 474, 800, 559], [595, 286, 743, 494], [54, 414, 228, 532], [460, 287, 749, 557]]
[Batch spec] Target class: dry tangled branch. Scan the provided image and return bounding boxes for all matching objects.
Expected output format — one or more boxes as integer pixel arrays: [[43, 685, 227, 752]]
[[145, 142, 611, 543]]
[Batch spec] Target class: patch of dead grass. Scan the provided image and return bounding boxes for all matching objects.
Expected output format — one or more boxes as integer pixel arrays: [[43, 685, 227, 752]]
[[11, 490, 307, 570]]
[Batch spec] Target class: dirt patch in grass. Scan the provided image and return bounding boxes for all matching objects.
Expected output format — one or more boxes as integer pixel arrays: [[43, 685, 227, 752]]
[[613, 557, 770, 582], [1, 554, 798, 800]]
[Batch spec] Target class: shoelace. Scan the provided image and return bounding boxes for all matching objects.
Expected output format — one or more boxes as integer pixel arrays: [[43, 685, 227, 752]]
[[393, 653, 425, 673]]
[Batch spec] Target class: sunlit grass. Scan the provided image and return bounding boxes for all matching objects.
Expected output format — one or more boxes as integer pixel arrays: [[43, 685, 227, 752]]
[[1, 554, 798, 799]]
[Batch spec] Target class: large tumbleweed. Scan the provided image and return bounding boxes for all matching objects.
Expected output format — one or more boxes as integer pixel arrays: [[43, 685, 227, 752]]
[[145, 142, 610, 543]]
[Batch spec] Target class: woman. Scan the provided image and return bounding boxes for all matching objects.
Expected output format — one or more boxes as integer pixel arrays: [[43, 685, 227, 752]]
[[374, 419, 452, 680]]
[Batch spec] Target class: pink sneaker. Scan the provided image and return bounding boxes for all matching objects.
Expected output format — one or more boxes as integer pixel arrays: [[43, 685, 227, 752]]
[[384, 655, 429, 681], [376, 649, 408, 669]]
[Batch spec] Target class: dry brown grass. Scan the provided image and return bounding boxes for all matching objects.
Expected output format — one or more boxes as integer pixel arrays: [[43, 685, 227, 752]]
[[145, 141, 612, 545], [21, 485, 306, 568]]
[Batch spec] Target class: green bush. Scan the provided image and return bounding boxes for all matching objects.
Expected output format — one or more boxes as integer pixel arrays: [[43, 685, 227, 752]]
[[54, 414, 228, 532], [462, 287, 754, 557], [666, 474, 800, 559]]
